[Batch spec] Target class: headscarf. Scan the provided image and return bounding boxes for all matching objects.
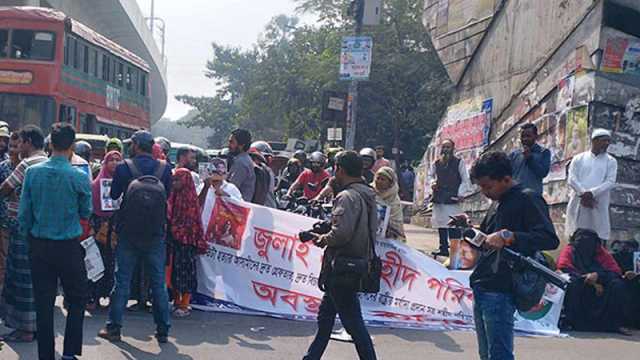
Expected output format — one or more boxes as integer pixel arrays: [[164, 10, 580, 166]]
[[152, 143, 166, 160], [568, 229, 604, 274], [373, 166, 406, 241], [168, 168, 207, 254], [91, 151, 122, 217]]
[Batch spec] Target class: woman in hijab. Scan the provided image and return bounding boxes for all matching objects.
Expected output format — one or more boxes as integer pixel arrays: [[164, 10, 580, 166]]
[[557, 228, 633, 335], [373, 166, 406, 241], [168, 168, 208, 317], [89, 150, 122, 309]]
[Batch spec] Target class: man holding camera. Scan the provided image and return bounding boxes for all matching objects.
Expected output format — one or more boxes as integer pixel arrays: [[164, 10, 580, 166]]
[[458, 151, 559, 360], [303, 151, 377, 360]]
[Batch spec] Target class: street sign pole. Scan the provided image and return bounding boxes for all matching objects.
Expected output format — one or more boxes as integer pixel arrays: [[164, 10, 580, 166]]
[[345, 0, 364, 150]]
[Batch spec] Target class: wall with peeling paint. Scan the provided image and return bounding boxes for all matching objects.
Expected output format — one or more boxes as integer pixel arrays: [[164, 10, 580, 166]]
[[420, 0, 640, 244]]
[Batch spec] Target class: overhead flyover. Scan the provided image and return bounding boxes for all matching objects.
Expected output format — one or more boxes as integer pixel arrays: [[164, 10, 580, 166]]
[[1, 0, 168, 124]]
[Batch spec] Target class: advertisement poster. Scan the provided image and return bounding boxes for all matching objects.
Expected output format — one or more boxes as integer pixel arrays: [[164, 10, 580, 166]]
[[556, 75, 574, 113], [602, 37, 640, 75], [564, 106, 589, 159], [533, 112, 567, 183], [193, 198, 565, 336], [100, 179, 120, 211], [340, 36, 373, 81]]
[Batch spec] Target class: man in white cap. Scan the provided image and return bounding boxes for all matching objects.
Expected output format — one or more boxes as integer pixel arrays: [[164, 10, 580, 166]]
[[0, 121, 10, 161], [565, 128, 618, 243]]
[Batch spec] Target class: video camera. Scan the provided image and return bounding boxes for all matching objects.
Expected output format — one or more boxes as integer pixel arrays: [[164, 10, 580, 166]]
[[461, 227, 569, 290], [298, 220, 332, 243]]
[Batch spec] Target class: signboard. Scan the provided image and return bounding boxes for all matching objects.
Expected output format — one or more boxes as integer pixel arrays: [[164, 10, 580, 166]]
[[328, 97, 345, 111], [193, 198, 565, 336], [602, 37, 640, 75], [0, 70, 33, 85], [327, 127, 343, 141], [340, 36, 373, 81]]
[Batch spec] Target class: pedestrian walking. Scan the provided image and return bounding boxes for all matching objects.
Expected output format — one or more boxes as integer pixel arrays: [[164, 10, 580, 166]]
[[508, 123, 551, 194], [19, 123, 92, 360], [167, 168, 207, 318], [461, 151, 559, 360], [303, 151, 377, 360], [0, 131, 18, 301], [98, 130, 172, 343], [372, 166, 406, 241], [227, 129, 256, 202], [371, 145, 392, 173], [89, 150, 123, 310], [0, 125, 48, 343], [428, 139, 471, 257], [565, 129, 617, 243]]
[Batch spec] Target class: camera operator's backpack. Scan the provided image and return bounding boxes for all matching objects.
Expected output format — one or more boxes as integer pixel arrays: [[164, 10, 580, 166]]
[[118, 159, 167, 250]]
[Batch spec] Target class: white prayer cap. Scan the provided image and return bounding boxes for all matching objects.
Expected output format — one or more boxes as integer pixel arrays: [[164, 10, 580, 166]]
[[591, 128, 611, 140]]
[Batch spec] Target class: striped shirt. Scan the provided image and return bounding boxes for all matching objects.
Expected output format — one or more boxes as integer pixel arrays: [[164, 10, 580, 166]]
[[5, 151, 48, 190]]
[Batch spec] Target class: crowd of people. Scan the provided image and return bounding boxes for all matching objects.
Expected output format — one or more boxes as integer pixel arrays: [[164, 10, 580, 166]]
[[0, 118, 637, 360]]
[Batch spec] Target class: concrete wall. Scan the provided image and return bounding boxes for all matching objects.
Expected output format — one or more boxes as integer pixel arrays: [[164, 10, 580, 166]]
[[420, 0, 640, 243], [0, 0, 167, 123]]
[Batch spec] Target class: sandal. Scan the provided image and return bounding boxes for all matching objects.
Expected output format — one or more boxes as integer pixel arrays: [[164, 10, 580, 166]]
[[0, 330, 35, 343]]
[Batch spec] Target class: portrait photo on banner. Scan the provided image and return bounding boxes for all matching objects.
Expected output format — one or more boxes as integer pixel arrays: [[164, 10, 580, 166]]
[[100, 178, 120, 211], [206, 198, 251, 250]]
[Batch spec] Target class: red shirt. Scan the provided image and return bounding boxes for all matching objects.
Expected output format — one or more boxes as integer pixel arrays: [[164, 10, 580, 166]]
[[297, 169, 330, 199]]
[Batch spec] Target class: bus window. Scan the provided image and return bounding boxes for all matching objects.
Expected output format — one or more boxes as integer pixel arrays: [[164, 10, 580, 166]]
[[0, 94, 55, 130], [117, 62, 124, 87], [83, 44, 89, 73], [92, 49, 99, 77], [11, 30, 56, 61], [102, 54, 110, 81], [64, 35, 69, 65], [140, 73, 147, 96], [59, 104, 77, 125], [126, 67, 132, 90], [0, 30, 7, 58], [72, 37, 79, 68]]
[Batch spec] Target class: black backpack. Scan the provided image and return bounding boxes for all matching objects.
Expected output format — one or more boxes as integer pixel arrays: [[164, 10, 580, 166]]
[[117, 159, 168, 250], [251, 163, 271, 205]]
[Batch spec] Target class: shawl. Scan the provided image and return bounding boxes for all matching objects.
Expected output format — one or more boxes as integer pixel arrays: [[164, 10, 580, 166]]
[[168, 168, 207, 254], [373, 166, 406, 241], [91, 151, 122, 217]]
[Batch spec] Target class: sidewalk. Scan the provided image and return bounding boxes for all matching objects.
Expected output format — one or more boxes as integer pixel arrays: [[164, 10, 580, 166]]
[[404, 223, 439, 255]]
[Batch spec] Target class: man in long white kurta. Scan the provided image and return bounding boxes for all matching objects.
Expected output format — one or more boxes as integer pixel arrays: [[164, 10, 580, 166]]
[[565, 129, 618, 241]]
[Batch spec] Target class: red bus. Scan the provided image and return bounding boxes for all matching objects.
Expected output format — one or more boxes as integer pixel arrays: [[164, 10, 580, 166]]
[[0, 7, 150, 138]]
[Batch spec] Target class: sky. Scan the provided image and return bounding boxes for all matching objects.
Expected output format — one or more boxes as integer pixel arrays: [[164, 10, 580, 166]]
[[135, 0, 307, 120]]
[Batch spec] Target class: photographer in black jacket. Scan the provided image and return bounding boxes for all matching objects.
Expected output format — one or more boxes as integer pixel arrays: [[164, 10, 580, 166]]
[[459, 152, 559, 360], [302, 151, 377, 360]]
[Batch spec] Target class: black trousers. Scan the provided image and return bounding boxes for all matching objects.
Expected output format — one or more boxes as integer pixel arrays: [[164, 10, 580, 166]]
[[303, 281, 376, 360], [30, 236, 88, 360]]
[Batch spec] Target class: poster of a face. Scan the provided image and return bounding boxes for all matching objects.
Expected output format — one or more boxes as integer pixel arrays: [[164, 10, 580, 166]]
[[100, 179, 121, 211], [564, 106, 589, 159], [206, 198, 251, 250], [376, 203, 390, 238], [449, 238, 479, 270]]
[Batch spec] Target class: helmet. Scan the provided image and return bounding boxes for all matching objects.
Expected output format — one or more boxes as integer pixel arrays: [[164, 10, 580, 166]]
[[74, 140, 92, 161], [293, 150, 307, 161], [251, 141, 273, 156], [154, 136, 171, 154], [309, 151, 327, 167], [359, 147, 376, 160], [106, 137, 123, 153]]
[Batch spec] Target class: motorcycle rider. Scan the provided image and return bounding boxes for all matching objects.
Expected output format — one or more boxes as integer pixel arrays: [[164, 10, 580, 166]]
[[251, 141, 277, 208], [359, 147, 376, 184], [277, 158, 303, 193], [294, 150, 310, 169], [287, 151, 330, 200]]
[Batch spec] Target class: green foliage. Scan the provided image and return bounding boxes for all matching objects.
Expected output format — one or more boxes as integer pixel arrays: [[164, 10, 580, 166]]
[[177, 0, 451, 160]]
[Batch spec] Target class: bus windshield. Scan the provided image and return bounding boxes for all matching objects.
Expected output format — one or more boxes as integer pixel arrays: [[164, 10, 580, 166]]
[[0, 94, 56, 131], [0, 29, 56, 61]]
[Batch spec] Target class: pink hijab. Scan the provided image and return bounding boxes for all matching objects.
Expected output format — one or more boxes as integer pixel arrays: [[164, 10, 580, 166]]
[[92, 151, 123, 217]]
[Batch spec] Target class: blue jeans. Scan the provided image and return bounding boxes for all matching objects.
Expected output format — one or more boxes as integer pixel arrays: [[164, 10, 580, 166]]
[[473, 289, 515, 360], [107, 237, 170, 334], [303, 282, 376, 360]]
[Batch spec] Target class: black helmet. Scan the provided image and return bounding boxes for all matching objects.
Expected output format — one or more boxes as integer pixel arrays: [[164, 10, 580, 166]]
[[74, 140, 92, 161], [251, 141, 273, 157], [294, 150, 307, 161], [309, 151, 327, 167]]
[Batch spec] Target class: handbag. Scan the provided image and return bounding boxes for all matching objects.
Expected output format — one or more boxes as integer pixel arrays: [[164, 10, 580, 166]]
[[331, 188, 382, 294]]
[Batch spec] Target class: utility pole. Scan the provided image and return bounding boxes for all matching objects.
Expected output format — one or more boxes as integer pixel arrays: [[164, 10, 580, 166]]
[[345, 0, 365, 150]]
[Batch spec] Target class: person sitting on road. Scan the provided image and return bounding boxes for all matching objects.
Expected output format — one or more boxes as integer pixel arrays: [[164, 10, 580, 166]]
[[287, 151, 330, 200], [557, 228, 634, 335], [373, 166, 406, 242]]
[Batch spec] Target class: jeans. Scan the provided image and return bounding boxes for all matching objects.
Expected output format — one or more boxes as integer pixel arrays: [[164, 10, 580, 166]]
[[303, 282, 376, 360], [30, 237, 88, 360], [472, 289, 516, 360], [107, 236, 170, 334]]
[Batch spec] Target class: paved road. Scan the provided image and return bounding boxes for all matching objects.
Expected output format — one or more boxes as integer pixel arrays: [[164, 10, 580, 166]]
[[3, 225, 639, 359]]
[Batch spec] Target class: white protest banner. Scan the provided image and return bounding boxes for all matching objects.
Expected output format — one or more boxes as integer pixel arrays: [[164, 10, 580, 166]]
[[81, 237, 105, 282], [193, 198, 564, 336]]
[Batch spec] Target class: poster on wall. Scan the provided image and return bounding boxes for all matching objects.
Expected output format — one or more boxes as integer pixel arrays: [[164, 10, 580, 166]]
[[602, 37, 640, 76], [563, 106, 589, 159]]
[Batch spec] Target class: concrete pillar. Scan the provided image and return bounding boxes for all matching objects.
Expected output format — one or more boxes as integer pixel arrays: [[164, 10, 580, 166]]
[[0, 0, 41, 6]]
